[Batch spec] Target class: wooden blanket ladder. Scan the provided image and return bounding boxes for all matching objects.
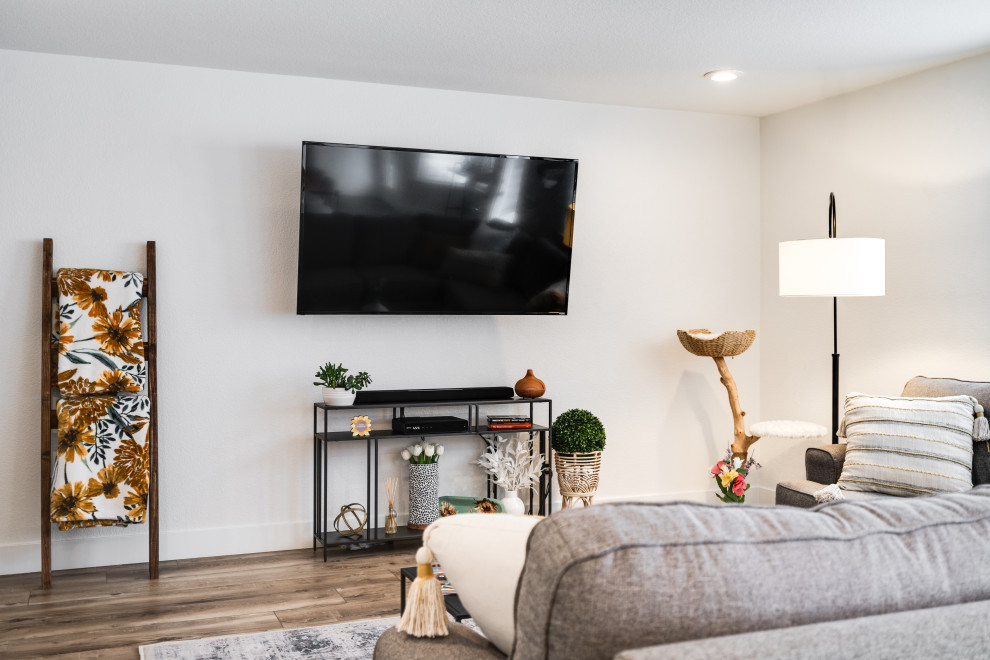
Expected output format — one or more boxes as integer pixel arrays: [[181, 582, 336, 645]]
[[40, 238, 159, 589]]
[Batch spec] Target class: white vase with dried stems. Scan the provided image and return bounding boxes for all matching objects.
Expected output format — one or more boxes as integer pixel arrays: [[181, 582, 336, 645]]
[[478, 436, 544, 515], [384, 476, 398, 534]]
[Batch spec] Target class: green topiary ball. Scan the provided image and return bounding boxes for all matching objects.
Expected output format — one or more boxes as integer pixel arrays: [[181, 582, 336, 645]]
[[552, 409, 606, 453]]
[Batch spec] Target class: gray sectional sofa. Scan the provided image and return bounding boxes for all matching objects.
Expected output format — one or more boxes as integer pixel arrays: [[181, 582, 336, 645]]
[[377, 489, 990, 659]]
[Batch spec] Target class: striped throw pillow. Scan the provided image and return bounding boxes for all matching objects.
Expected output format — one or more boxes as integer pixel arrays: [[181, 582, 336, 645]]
[[838, 393, 976, 497]]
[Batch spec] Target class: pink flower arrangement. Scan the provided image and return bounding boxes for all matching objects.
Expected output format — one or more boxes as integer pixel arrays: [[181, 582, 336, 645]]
[[710, 449, 760, 503]]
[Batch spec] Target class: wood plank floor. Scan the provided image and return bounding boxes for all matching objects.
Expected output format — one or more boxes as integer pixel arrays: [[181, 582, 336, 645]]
[[0, 544, 418, 659]]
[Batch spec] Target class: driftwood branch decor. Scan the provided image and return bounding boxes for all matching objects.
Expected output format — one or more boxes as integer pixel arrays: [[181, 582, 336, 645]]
[[677, 329, 758, 459]]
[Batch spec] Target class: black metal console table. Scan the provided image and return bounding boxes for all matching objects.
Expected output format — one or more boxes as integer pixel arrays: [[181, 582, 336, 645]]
[[313, 396, 552, 561]]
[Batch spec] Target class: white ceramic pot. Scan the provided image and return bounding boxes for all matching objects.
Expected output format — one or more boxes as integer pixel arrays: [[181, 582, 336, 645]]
[[322, 387, 356, 406], [501, 489, 525, 515]]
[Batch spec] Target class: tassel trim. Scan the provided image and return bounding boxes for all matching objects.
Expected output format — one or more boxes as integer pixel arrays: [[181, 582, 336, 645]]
[[396, 544, 449, 638], [974, 405, 990, 441]]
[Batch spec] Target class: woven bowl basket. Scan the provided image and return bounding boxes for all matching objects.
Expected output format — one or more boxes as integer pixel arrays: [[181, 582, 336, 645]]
[[554, 451, 602, 500], [677, 329, 756, 358]]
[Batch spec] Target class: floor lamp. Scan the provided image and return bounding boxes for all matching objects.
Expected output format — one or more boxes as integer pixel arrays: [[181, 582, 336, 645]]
[[779, 193, 885, 443]]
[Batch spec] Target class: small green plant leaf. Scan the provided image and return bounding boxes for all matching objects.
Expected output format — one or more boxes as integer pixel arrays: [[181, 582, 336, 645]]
[[313, 362, 372, 391]]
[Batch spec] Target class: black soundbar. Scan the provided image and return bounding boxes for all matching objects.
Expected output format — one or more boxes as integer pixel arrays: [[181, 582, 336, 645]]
[[354, 386, 515, 405]]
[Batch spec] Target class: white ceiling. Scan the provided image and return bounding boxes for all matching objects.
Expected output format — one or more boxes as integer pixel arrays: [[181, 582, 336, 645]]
[[3, 0, 990, 117]]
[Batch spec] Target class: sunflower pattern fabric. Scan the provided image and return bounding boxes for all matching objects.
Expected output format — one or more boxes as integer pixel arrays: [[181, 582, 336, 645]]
[[54, 268, 146, 394], [51, 395, 150, 529], [51, 268, 150, 529]]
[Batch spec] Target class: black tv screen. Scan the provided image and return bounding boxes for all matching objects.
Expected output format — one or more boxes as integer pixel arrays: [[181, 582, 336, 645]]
[[296, 142, 577, 314]]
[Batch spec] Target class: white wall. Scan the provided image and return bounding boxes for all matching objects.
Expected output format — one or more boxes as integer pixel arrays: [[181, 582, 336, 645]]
[[760, 53, 990, 489], [0, 49, 760, 574]]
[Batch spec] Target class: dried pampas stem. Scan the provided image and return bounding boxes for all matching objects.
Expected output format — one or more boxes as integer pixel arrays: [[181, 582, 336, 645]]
[[396, 544, 448, 638]]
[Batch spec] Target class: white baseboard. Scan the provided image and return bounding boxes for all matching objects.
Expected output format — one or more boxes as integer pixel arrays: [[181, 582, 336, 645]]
[[585, 490, 711, 506], [0, 519, 313, 576], [3, 487, 783, 576], [555, 485, 777, 510], [751, 486, 777, 505]]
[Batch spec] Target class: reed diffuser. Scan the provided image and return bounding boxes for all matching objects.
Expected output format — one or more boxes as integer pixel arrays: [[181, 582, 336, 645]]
[[385, 476, 398, 534]]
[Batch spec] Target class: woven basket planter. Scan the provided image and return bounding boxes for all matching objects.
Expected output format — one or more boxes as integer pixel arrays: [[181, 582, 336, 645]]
[[676, 329, 755, 358], [554, 451, 602, 509]]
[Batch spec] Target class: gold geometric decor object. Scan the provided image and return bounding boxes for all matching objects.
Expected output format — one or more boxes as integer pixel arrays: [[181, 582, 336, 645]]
[[333, 502, 367, 537]]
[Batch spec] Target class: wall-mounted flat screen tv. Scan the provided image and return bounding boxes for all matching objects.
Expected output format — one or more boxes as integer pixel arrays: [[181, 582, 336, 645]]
[[296, 142, 578, 315]]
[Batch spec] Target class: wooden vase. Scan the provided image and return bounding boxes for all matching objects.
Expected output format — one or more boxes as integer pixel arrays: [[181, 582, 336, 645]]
[[514, 369, 546, 398]]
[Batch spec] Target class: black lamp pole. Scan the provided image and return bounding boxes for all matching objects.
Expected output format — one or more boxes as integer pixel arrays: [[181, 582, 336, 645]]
[[828, 193, 840, 444]]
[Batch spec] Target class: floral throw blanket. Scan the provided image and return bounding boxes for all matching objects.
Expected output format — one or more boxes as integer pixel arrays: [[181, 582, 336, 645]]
[[52, 394, 150, 529], [55, 268, 146, 393], [51, 268, 149, 529]]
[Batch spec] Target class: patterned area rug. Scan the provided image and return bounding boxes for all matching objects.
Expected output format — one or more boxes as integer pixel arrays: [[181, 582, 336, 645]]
[[139, 616, 478, 660]]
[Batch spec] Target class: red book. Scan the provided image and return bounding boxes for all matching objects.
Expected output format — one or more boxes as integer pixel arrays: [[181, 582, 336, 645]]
[[488, 423, 533, 429]]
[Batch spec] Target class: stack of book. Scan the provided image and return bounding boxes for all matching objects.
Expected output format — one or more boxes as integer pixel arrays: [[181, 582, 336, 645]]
[[487, 415, 532, 430], [433, 566, 456, 595]]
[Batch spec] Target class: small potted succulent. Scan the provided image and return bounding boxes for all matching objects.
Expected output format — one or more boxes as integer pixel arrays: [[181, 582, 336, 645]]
[[551, 409, 606, 509], [313, 361, 372, 406]]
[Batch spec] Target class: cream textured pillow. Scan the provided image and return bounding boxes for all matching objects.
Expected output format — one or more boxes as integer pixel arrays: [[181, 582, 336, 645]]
[[425, 513, 541, 655], [838, 393, 977, 496]]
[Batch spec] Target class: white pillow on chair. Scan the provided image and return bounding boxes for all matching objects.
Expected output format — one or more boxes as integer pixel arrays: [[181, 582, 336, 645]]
[[426, 514, 541, 655], [838, 392, 977, 496]]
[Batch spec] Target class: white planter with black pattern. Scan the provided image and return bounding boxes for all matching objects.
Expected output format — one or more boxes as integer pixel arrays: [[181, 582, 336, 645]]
[[407, 462, 439, 530]]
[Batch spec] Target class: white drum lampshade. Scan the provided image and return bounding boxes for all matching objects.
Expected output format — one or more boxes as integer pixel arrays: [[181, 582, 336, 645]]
[[779, 238, 885, 297]]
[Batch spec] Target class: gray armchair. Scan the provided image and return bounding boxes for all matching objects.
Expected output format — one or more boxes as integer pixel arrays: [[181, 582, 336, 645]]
[[776, 376, 990, 507], [775, 445, 879, 507]]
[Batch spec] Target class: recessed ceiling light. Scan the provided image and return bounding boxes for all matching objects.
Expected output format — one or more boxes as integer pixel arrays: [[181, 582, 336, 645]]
[[703, 70, 741, 83]]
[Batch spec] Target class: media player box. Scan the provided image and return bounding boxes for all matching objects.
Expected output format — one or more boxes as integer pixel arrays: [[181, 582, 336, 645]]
[[392, 416, 470, 435]]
